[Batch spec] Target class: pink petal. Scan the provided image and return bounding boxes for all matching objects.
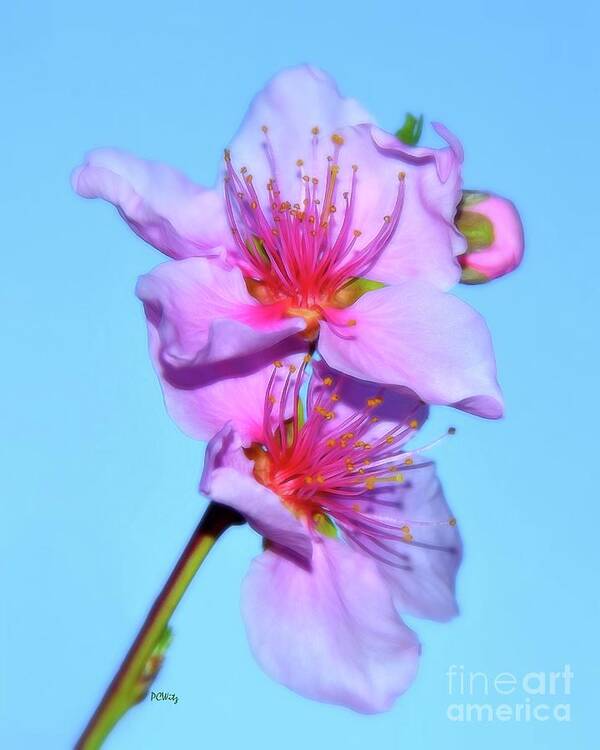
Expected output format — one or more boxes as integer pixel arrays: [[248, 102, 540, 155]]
[[71, 148, 230, 259], [136, 257, 305, 369], [349, 463, 462, 622], [308, 359, 429, 444], [227, 66, 373, 205], [200, 424, 312, 560], [241, 538, 420, 713], [319, 282, 503, 418], [360, 123, 466, 289], [147, 322, 307, 442]]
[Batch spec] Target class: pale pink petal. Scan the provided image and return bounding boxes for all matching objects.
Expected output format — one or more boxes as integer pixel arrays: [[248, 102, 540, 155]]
[[201, 424, 311, 560], [360, 123, 466, 289], [241, 538, 420, 713], [147, 325, 307, 442], [348, 463, 462, 622], [227, 65, 374, 204], [71, 148, 230, 258], [308, 359, 429, 444], [136, 257, 305, 369], [319, 282, 503, 418]]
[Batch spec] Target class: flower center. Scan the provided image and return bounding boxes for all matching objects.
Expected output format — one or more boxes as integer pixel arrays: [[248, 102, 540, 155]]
[[223, 127, 405, 337], [248, 357, 457, 556]]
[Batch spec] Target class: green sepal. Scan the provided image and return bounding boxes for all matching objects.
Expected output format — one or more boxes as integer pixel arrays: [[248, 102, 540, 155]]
[[333, 276, 385, 307], [395, 113, 424, 146], [460, 266, 490, 285], [460, 190, 489, 207], [313, 513, 338, 538], [456, 210, 495, 252]]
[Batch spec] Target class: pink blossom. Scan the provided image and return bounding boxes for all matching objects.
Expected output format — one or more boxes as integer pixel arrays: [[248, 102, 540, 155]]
[[200, 357, 461, 711], [72, 66, 503, 424], [457, 191, 525, 283]]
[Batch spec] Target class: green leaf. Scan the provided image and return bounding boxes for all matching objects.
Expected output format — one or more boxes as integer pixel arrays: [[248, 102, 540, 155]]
[[131, 626, 174, 705], [395, 113, 424, 146]]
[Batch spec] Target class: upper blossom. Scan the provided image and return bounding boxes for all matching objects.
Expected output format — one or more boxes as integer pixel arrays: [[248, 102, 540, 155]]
[[72, 65, 504, 433]]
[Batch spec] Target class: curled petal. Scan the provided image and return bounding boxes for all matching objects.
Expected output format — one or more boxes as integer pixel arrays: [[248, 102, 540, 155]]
[[319, 282, 503, 418], [201, 424, 312, 560], [241, 538, 420, 712], [360, 124, 466, 289], [136, 257, 305, 369], [71, 148, 230, 258]]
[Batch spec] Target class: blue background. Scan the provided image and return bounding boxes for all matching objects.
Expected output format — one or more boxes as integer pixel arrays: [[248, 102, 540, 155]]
[[2, 1, 598, 747]]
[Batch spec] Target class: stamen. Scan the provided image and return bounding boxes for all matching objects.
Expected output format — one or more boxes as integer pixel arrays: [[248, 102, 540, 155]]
[[254, 364, 456, 561], [222, 137, 406, 315]]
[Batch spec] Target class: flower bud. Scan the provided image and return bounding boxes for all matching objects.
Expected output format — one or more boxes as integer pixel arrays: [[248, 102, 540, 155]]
[[456, 191, 524, 284]]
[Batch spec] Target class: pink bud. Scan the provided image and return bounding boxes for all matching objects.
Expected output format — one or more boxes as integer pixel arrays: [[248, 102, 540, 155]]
[[456, 191, 524, 284]]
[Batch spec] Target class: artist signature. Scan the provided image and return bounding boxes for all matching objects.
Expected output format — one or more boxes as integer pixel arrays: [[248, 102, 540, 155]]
[[150, 691, 179, 705]]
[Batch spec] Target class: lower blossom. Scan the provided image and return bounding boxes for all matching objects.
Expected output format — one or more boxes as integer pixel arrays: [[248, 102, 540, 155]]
[[200, 356, 461, 712]]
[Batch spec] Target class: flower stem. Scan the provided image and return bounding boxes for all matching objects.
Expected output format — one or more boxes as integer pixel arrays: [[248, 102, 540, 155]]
[[75, 502, 244, 750]]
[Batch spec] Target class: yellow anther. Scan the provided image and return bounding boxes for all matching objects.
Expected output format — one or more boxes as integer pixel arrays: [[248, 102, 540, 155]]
[[273, 360, 283, 368], [323, 377, 333, 386], [403, 533, 414, 543], [370, 416, 379, 423], [329, 205, 337, 213], [399, 171, 406, 180], [331, 133, 345, 145], [303, 354, 312, 364], [409, 419, 419, 429], [250, 201, 258, 209], [311, 126, 320, 135], [331, 394, 340, 402], [352, 503, 361, 512], [367, 397, 383, 408], [400, 524, 410, 533], [304, 475, 313, 484], [365, 477, 377, 490], [316, 474, 325, 484], [326, 438, 336, 448], [353, 229, 362, 237], [342, 432, 354, 440], [385, 436, 394, 444], [288, 364, 297, 373], [296, 159, 304, 167], [268, 395, 276, 405], [347, 319, 357, 327], [404, 457, 414, 466], [392, 473, 404, 483]]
